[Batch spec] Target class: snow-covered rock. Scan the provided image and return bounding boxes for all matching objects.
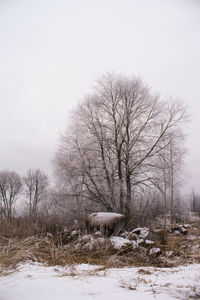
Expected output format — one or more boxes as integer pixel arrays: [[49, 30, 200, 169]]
[[131, 228, 149, 239], [88, 212, 124, 221], [171, 224, 187, 235], [131, 240, 138, 248], [183, 224, 191, 228], [149, 247, 161, 257], [62, 228, 80, 244], [109, 236, 133, 251], [94, 231, 103, 237], [166, 251, 174, 258], [120, 231, 138, 240], [137, 238, 144, 246], [85, 212, 125, 236], [74, 235, 108, 252], [144, 240, 154, 247], [71, 230, 79, 237]]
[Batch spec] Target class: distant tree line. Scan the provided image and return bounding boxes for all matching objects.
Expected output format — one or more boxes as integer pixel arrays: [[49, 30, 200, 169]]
[[0, 169, 49, 222]]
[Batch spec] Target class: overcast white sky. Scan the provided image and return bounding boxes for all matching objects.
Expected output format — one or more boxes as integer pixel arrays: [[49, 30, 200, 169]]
[[0, 0, 200, 193]]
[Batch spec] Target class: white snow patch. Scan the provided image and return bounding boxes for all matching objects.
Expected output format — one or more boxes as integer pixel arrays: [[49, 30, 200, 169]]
[[132, 227, 149, 239], [110, 236, 132, 250], [131, 240, 138, 248], [145, 240, 154, 245], [183, 224, 191, 228], [74, 235, 107, 251], [0, 263, 200, 300], [149, 247, 161, 256], [137, 238, 144, 245], [71, 230, 79, 236]]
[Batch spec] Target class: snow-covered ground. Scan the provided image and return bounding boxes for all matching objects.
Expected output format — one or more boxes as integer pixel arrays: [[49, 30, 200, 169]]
[[0, 263, 200, 300]]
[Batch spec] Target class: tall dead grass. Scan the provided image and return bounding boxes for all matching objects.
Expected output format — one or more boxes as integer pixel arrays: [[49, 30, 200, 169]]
[[0, 217, 151, 272], [1, 217, 199, 275]]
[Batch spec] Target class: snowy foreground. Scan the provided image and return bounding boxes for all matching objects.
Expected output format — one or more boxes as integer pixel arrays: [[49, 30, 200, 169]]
[[0, 263, 200, 300]]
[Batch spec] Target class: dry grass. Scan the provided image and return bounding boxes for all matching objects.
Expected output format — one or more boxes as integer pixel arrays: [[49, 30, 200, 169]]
[[138, 268, 152, 275], [0, 234, 156, 275], [160, 225, 200, 265], [0, 218, 200, 275], [0, 235, 112, 272]]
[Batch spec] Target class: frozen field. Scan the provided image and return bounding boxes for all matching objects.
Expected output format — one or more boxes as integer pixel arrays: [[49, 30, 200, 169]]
[[0, 263, 200, 300]]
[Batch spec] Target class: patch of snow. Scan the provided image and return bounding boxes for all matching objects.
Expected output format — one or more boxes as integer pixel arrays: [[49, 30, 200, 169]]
[[0, 263, 200, 300], [183, 224, 191, 228], [71, 230, 79, 236], [94, 231, 102, 237], [174, 230, 180, 235], [145, 240, 154, 245], [131, 227, 149, 239], [74, 235, 107, 251], [166, 251, 174, 258], [120, 231, 137, 240], [181, 227, 187, 234], [137, 238, 144, 245], [149, 247, 161, 256], [109, 236, 132, 250], [172, 224, 187, 234], [81, 234, 93, 241], [131, 240, 138, 248]]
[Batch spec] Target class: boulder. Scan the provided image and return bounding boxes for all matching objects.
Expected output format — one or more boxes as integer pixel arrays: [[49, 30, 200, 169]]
[[149, 247, 162, 257], [109, 236, 133, 252]]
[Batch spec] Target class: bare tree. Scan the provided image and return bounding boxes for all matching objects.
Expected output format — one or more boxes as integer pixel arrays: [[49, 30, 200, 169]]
[[23, 169, 49, 220], [0, 170, 22, 220], [150, 126, 186, 227], [190, 191, 200, 213], [54, 73, 187, 220]]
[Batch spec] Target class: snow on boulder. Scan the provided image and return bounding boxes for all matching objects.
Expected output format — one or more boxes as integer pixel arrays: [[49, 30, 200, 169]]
[[74, 235, 108, 252], [71, 230, 79, 237], [74, 234, 94, 251], [120, 231, 138, 240], [109, 236, 133, 251], [183, 224, 191, 228], [137, 239, 145, 246], [131, 228, 149, 239], [166, 250, 174, 258], [149, 247, 162, 257], [62, 229, 80, 244], [171, 224, 187, 235], [144, 240, 154, 248], [85, 212, 125, 236], [131, 240, 138, 248]]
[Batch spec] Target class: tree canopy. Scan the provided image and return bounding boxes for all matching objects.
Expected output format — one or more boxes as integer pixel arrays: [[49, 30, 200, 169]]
[[54, 73, 187, 219]]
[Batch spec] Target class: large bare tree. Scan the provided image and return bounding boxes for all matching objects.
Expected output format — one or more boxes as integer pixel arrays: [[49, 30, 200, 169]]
[[54, 73, 187, 219], [0, 170, 22, 220]]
